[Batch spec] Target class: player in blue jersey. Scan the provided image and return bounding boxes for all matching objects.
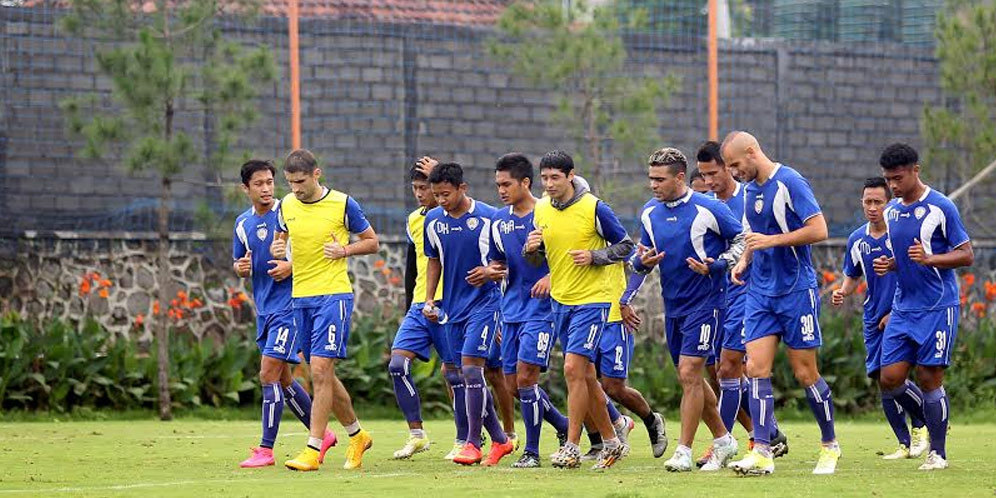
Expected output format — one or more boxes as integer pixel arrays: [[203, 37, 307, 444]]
[[233, 159, 337, 468], [695, 142, 789, 465], [721, 132, 841, 476], [422, 162, 516, 467], [486, 153, 570, 468], [622, 147, 741, 472], [872, 144, 973, 471], [832, 176, 929, 460]]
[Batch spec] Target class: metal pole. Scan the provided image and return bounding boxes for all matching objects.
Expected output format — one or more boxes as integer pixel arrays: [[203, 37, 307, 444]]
[[288, 0, 301, 149], [707, 0, 719, 141]]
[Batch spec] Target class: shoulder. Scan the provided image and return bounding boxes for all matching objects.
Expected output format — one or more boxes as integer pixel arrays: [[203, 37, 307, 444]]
[[408, 207, 426, 221], [474, 200, 498, 217], [692, 192, 724, 210], [847, 226, 865, 245], [280, 193, 298, 207], [235, 207, 253, 223], [326, 188, 349, 202], [425, 206, 444, 221], [926, 189, 958, 212], [490, 206, 512, 222], [777, 165, 813, 188]]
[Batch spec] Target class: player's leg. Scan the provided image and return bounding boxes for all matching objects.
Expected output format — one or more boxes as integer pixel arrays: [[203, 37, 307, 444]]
[[729, 329, 778, 476], [599, 327, 666, 457], [879, 308, 930, 461], [512, 320, 563, 467], [583, 361, 625, 469], [485, 357, 516, 442], [911, 305, 958, 470], [456, 312, 512, 466], [388, 307, 436, 459], [866, 321, 912, 459], [242, 316, 282, 468]]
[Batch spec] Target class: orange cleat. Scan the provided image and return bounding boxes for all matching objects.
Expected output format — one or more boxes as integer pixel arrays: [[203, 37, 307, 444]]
[[452, 442, 483, 466], [482, 439, 516, 467]]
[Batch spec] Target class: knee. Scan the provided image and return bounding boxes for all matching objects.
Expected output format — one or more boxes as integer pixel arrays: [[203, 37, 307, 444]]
[[677, 364, 701, 386], [744, 358, 770, 379], [310, 361, 334, 384], [601, 379, 624, 399], [563, 361, 583, 382], [443, 367, 463, 387], [388, 354, 408, 377], [792, 367, 819, 387], [462, 364, 484, 383], [716, 359, 741, 380]]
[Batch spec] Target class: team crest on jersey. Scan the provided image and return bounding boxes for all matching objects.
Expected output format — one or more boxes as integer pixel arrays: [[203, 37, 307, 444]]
[[754, 199, 764, 214], [467, 218, 479, 231], [256, 226, 268, 241], [914, 206, 926, 220]]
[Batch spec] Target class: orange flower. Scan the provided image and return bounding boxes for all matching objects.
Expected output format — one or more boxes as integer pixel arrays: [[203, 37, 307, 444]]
[[237, 292, 249, 303], [91, 272, 101, 280], [99, 279, 112, 288], [822, 271, 836, 284], [153, 301, 161, 315], [960, 293, 968, 306], [175, 309, 184, 320], [963, 273, 976, 287], [374, 259, 386, 269], [381, 268, 391, 276], [170, 299, 178, 307], [98, 288, 109, 299], [856, 282, 867, 294], [135, 313, 144, 326], [971, 302, 986, 318], [79, 278, 92, 295], [984, 281, 996, 302], [177, 290, 187, 300], [191, 298, 203, 308], [389, 276, 401, 286], [167, 309, 176, 319]]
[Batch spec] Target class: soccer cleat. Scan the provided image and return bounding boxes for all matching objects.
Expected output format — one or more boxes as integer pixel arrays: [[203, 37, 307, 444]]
[[664, 450, 693, 472], [701, 438, 739, 471], [512, 452, 541, 468], [453, 442, 483, 466], [319, 430, 338, 464], [910, 427, 929, 458], [918, 451, 948, 471], [592, 443, 628, 470], [882, 444, 910, 460], [771, 430, 789, 459], [580, 445, 603, 461], [482, 439, 516, 467], [343, 429, 373, 470], [392, 434, 431, 460], [812, 445, 841, 475], [507, 433, 520, 453], [445, 442, 464, 461], [730, 450, 775, 476], [285, 447, 322, 471], [649, 412, 669, 458], [239, 447, 275, 468], [551, 444, 582, 469], [615, 416, 635, 458], [695, 444, 714, 468]]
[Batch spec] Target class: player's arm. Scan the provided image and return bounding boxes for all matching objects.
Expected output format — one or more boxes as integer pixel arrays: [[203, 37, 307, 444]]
[[423, 257, 442, 322], [585, 201, 635, 266], [404, 240, 417, 309], [831, 275, 861, 306], [339, 197, 380, 257], [523, 222, 546, 267], [688, 202, 744, 276], [912, 240, 974, 269], [233, 221, 251, 277], [834, 237, 863, 305], [271, 205, 289, 259], [746, 213, 828, 250], [483, 220, 509, 282]]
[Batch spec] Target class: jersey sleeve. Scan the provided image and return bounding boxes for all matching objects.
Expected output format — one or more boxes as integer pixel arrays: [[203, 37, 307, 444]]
[[276, 204, 288, 232], [232, 218, 248, 260], [941, 199, 971, 248], [787, 173, 822, 222], [423, 217, 440, 259], [345, 196, 372, 234], [842, 234, 863, 278], [712, 201, 743, 240], [488, 219, 506, 262], [594, 201, 629, 244]]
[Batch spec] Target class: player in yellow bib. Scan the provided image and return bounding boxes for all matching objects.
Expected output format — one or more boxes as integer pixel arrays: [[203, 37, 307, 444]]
[[523, 151, 635, 470], [271, 149, 380, 472]]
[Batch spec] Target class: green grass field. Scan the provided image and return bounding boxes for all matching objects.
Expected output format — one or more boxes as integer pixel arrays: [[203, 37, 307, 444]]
[[2, 418, 994, 497]]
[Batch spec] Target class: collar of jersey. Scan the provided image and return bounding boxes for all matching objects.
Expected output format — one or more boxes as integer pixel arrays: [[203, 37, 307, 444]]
[[896, 186, 932, 209], [864, 222, 887, 239], [664, 189, 693, 208], [300, 187, 331, 205], [252, 198, 280, 216], [443, 198, 476, 218]]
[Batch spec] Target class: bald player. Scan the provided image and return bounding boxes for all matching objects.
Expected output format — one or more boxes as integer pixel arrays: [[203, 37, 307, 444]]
[[721, 132, 841, 476]]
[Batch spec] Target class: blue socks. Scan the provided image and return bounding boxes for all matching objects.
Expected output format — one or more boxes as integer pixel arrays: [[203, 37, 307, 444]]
[[389, 354, 422, 424], [805, 377, 836, 443], [260, 382, 284, 448], [606, 399, 622, 424], [923, 387, 949, 458], [747, 377, 775, 445], [444, 368, 469, 442], [718, 377, 742, 433], [539, 387, 569, 433], [463, 366, 507, 447], [519, 385, 543, 455], [283, 380, 313, 429], [881, 394, 911, 447]]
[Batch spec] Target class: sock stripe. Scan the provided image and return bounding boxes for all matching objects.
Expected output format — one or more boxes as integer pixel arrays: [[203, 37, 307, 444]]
[[532, 385, 540, 426]]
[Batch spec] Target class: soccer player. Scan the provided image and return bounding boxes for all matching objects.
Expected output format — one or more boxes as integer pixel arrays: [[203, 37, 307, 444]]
[[523, 150, 634, 469], [271, 149, 380, 471], [234, 159, 338, 468], [689, 169, 709, 194], [422, 162, 516, 467], [487, 153, 570, 468], [388, 156, 451, 460], [832, 176, 929, 460], [872, 143, 973, 471], [721, 132, 840, 476], [622, 147, 740, 472], [695, 141, 789, 465]]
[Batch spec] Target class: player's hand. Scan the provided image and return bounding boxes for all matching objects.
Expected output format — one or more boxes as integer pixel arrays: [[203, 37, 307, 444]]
[[267, 259, 291, 282], [620, 303, 642, 331], [235, 251, 252, 277], [530, 275, 551, 298], [831, 287, 845, 307], [638, 243, 665, 268], [731, 259, 748, 286], [908, 238, 932, 266], [324, 232, 347, 260], [422, 300, 440, 323], [878, 312, 891, 331], [686, 256, 714, 276], [873, 255, 895, 276], [745, 232, 777, 251], [482, 261, 508, 282], [416, 156, 438, 178], [524, 228, 544, 253], [270, 232, 288, 259], [569, 249, 593, 266], [465, 265, 493, 287]]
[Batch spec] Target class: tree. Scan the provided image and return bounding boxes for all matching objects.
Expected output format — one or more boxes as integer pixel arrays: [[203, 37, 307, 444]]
[[488, 0, 677, 202], [60, 0, 277, 419]]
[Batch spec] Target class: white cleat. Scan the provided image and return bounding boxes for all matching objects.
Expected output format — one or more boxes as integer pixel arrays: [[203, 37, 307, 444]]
[[615, 416, 635, 458], [882, 444, 910, 460], [918, 450, 948, 471], [910, 427, 929, 458], [812, 445, 842, 475], [730, 450, 774, 476], [443, 442, 463, 461], [701, 438, 739, 471], [392, 435, 431, 460], [664, 450, 693, 472]]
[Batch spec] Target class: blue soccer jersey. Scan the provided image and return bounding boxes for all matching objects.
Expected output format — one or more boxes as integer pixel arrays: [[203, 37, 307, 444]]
[[488, 207, 552, 323], [842, 223, 898, 322], [632, 190, 743, 316], [744, 164, 822, 296], [233, 201, 292, 316], [714, 182, 749, 307], [883, 187, 970, 312], [424, 199, 500, 323]]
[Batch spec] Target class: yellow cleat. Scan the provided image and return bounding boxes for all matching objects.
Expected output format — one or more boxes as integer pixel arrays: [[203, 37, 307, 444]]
[[508, 433, 520, 453], [285, 447, 322, 471], [343, 429, 373, 470]]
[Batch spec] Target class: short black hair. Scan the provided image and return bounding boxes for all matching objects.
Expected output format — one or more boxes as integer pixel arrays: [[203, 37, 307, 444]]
[[409, 162, 428, 182], [879, 143, 918, 170], [863, 177, 891, 198], [696, 141, 724, 166], [539, 150, 574, 174], [648, 147, 688, 174], [495, 153, 534, 185], [284, 149, 318, 174], [428, 162, 465, 187], [240, 159, 276, 186], [689, 169, 704, 182]]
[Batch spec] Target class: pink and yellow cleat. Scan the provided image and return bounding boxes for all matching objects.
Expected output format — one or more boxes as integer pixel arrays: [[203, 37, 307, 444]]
[[319, 429, 338, 464], [239, 447, 275, 468]]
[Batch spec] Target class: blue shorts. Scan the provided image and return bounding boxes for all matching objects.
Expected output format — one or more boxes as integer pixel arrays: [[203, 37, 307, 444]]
[[446, 309, 500, 366], [392, 303, 450, 363], [487, 327, 503, 370], [744, 288, 821, 350], [664, 307, 720, 366], [256, 309, 301, 364], [293, 294, 353, 361], [597, 322, 633, 379], [552, 302, 609, 363], [862, 319, 885, 376], [881, 306, 958, 368], [500, 320, 557, 375], [718, 302, 747, 353]]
